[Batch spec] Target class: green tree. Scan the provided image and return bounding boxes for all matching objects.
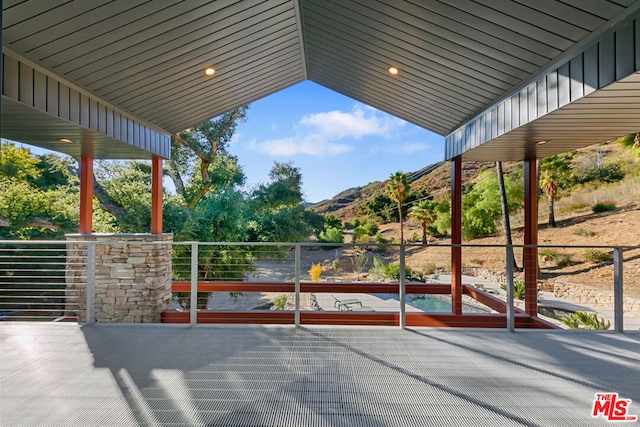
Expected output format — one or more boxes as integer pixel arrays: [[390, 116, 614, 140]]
[[168, 106, 248, 208], [252, 161, 303, 209], [408, 199, 436, 244], [386, 171, 411, 242], [462, 170, 523, 239]]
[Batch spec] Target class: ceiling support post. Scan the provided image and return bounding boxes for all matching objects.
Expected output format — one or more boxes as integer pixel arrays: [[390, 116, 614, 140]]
[[151, 156, 163, 234], [451, 156, 463, 315], [524, 158, 538, 317], [79, 156, 93, 235]]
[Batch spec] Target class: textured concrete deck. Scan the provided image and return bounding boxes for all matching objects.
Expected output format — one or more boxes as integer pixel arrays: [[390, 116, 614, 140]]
[[1, 323, 639, 426]]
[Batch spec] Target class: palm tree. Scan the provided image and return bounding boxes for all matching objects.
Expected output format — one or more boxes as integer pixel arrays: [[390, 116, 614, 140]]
[[408, 200, 436, 244], [386, 171, 411, 243], [539, 154, 573, 228]]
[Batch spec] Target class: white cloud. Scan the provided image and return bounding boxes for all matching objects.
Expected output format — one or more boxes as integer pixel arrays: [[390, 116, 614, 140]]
[[250, 104, 405, 157]]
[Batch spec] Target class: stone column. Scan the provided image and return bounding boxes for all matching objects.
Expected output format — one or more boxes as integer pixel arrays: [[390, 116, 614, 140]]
[[66, 234, 173, 323]]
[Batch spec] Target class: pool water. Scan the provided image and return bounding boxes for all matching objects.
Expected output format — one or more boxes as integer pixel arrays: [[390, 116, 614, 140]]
[[374, 293, 452, 312]]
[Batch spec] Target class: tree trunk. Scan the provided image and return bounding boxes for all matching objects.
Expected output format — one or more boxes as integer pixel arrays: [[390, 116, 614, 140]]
[[398, 201, 404, 243], [548, 194, 556, 228], [496, 162, 520, 271], [421, 220, 427, 244]]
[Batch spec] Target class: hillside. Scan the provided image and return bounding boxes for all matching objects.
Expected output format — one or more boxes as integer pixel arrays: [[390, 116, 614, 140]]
[[311, 140, 640, 298], [312, 160, 495, 218]]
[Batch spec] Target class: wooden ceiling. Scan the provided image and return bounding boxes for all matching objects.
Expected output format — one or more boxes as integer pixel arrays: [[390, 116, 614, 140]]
[[3, 0, 640, 159]]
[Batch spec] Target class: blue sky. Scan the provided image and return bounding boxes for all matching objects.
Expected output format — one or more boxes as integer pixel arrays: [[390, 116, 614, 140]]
[[230, 81, 444, 203]]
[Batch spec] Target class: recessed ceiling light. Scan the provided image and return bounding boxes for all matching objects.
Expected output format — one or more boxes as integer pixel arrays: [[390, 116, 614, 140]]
[[536, 140, 550, 145], [203, 67, 216, 77], [388, 66, 399, 76], [58, 138, 74, 144]]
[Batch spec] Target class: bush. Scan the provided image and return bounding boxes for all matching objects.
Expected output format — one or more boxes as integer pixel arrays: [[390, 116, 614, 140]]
[[318, 226, 343, 244], [374, 233, 388, 252], [561, 312, 610, 330], [422, 262, 437, 275], [370, 258, 412, 281], [583, 249, 611, 263], [574, 163, 624, 185], [361, 219, 379, 236], [500, 280, 526, 300], [409, 232, 419, 243], [574, 228, 595, 237], [555, 254, 571, 267], [592, 201, 616, 213], [270, 294, 288, 310], [539, 248, 558, 259]]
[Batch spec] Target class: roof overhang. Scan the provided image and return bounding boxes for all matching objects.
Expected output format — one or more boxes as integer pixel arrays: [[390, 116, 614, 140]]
[[3, 1, 640, 161]]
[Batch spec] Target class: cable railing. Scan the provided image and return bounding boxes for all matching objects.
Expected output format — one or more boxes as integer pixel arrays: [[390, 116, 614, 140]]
[[0, 239, 637, 331]]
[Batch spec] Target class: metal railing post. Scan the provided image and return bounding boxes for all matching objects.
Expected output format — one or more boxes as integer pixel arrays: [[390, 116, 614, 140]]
[[613, 247, 624, 333], [190, 242, 198, 326], [399, 243, 406, 329], [505, 244, 514, 332], [294, 244, 301, 328], [86, 242, 96, 324]]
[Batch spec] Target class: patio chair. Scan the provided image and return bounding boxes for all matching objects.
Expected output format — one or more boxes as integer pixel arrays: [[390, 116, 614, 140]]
[[332, 295, 363, 311]]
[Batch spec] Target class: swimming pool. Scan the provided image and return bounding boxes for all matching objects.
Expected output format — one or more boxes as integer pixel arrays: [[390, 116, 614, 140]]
[[374, 293, 490, 313]]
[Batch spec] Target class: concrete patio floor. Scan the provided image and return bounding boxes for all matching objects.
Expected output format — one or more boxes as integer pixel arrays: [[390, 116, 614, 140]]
[[1, 323, 639, 426]]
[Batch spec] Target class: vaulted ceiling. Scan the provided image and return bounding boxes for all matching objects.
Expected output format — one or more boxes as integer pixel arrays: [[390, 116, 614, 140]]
[[3, 0, 640, 160]]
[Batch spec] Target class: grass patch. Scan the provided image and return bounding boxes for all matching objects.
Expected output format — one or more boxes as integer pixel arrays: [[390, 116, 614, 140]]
[[559, 202, 590, 214], [574, 228, 596, 237], [582, 249, 611, 263]]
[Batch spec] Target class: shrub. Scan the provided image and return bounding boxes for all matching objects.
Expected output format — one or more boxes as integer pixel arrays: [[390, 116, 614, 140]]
[[583, 249, 611, 263], [561, 312, 610, 330], [270, 294, 288, 310], [318, 226, 343, 244], [422, 262, 437, 275], [361, 219, 379, 236], [555, 254, 571, 267], [574, 163, 624, 185], [370, 258, 412, 281], [374, 233, 388, 252], [351, 218, 361, 228], [409, 232, 419, 243], [500, 280, 526, 300], [539, 248, 558, 259], [592, 201, 616, 213], [308, 263, 322, 281], [574, 228, 595, 237]]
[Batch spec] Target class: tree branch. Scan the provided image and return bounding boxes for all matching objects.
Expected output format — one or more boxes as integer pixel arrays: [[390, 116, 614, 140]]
[[92, 172, 129, 221]]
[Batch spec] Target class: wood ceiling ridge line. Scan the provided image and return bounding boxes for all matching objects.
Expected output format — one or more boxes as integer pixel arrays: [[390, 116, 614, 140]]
[[293, 0, 309, 80], [65, 1, 292, 82], [1, 47, 170, 137]]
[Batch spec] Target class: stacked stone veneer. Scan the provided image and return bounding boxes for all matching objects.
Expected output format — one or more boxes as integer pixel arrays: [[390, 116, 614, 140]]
[[554, 281, 640, 318], [66, 234, 173, 323]]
